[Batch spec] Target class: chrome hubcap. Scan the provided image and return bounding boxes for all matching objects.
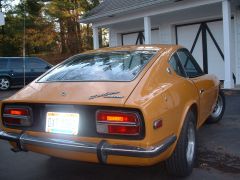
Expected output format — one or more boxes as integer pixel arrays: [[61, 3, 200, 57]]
[[186, 122, 195, 165], [0, 78, 10, 90], [212, 94, 223, 118]]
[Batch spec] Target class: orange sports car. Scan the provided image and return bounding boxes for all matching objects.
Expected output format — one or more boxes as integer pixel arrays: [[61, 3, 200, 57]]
[[0, 45, 225, 177]]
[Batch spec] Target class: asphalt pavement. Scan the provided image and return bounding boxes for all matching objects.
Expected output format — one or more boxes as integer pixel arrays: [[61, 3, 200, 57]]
[[0, 89, 239, 180]]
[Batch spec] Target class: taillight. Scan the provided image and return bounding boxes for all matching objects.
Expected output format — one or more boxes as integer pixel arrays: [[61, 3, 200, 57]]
[[96, 110, 141, 136], [2, 106, 32, 127]]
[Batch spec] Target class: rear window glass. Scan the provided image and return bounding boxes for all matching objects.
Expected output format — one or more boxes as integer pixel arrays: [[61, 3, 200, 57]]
[[38, 51, 156, 82], [26, 58, 48, 69]]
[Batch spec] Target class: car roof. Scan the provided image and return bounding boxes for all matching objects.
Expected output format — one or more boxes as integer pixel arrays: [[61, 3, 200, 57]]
[[83, 44, 182, 54], [0, 57, 51, 65]]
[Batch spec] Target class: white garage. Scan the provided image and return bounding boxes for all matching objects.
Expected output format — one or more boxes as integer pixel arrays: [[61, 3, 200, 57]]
[[81, 0, 240, 89]]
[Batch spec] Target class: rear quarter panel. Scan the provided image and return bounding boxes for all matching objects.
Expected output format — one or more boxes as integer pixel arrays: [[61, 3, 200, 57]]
[[125, 47, 200, 158]]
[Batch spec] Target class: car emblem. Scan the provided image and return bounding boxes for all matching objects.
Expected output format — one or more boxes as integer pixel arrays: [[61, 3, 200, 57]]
[[89, 92, 124, 100]]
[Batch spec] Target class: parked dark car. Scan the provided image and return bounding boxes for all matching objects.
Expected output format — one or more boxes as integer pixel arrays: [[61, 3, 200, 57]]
[[0, 57, 52, 90]]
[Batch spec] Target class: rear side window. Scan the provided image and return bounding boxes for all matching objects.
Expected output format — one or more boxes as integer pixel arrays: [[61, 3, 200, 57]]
[[169, 54, 186, 77], [0, 59, 8, 68], [8, 58, 23, 68], [26, 58, 48, 69], [177, 50, 203, 78], [39, 51, 156, 82]]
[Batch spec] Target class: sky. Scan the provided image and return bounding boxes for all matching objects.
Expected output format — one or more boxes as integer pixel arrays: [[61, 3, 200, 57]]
[[1, 0, 20, 12], [13, 0, 20, 5]]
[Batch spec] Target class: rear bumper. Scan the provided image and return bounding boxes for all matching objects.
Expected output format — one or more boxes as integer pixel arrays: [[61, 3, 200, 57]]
[[0, 130, 176, 163]]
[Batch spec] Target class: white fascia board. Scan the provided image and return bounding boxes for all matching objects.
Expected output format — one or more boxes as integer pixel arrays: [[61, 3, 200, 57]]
[[93, 0, 222, 27]]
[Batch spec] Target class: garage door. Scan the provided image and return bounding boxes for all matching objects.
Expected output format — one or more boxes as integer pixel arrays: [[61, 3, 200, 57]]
[[175, 19, 235, 83], [121, 29, 159, 45]]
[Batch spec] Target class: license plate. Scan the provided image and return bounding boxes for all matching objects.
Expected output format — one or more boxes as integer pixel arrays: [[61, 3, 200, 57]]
[[46, 112, 79, 135]]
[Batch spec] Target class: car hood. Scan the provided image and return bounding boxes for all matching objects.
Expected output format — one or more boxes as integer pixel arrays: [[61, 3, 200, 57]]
[[4, 81, 140, 106]]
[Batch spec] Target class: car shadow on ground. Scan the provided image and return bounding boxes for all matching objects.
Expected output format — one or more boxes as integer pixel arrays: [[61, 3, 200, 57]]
[[45, 158, 169, 180]]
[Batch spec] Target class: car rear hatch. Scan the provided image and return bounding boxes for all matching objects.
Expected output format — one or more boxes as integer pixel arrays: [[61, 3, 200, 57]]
[[5, 81, 140, 105]]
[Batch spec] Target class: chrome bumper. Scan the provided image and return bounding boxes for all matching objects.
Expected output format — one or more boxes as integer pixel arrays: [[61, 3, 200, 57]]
[[0, 131, 176, 163]]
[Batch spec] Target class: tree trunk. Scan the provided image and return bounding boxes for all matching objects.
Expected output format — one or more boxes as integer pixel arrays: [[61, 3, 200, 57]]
[[59, 19, 68, 54], [77, 20, 82, 52], [66, 17, 79, 54]]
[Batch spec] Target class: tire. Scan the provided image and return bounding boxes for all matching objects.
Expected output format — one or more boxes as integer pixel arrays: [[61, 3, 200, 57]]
[[206, 90, 225, 124], [0, 77, 11, 91], [165, 111, 197, 177]]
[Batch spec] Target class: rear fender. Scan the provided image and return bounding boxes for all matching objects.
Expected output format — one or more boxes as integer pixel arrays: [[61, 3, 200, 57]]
[[161, 100, 199, 158], [176, 100, 199, 142]]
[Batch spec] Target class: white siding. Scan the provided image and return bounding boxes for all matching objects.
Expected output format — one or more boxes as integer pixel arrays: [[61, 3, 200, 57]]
[[207, 21, 225, 81], [159, 24, 174, 44], [109, 28, 121, 47], [151, 30, 160, 44], [122, 33, 138, 45]]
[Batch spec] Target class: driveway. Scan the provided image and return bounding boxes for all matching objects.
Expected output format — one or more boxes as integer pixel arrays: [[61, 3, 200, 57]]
[[0, 89, 239, 180], [0, 89, 20, 100]]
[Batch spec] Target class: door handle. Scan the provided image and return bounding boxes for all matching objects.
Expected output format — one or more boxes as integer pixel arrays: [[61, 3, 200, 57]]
[[200, 89, 205, 94]]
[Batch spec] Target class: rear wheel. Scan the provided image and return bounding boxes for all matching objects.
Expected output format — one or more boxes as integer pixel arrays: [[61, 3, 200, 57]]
[[207, 90, 225, 124], [0, 77, 11, 91], [165, 111, 196, 177]]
